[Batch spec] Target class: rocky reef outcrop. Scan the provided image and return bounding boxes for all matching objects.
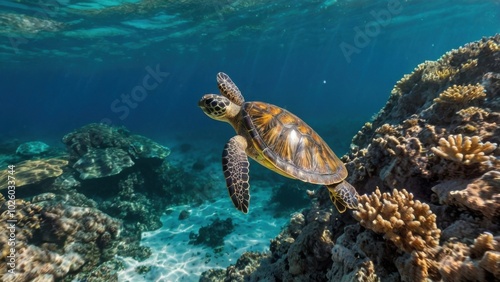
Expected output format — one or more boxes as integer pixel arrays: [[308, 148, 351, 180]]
[[200, 35, 500, 282], [0, 123, 219, 281]]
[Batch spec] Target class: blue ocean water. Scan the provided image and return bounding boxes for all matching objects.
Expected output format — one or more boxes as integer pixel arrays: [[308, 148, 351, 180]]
[[2, 0, 498, 154], [1, 1, 500, 281]]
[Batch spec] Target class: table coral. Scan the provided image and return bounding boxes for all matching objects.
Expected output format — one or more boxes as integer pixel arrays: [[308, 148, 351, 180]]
[[354, 188, 441, 253], [0, 158, 68, 190], [431, 134, 497, 165], [73, 147, 134, 180]]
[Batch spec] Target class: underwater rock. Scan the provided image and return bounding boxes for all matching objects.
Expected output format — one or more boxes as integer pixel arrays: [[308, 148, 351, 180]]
[[128, 134, 171, 159], [0, 158, 68, 190], [73, 147, 134, 180], [178, 209, 190, 220], [15, 141, 50, 157], [189, 218, 234, 249], [203, 35, 500, 282]]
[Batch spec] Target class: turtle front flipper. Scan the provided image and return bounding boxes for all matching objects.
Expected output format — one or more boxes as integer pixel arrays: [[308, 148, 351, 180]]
[[217, 72, 245, 106], [222, 135, 250, 213], [326, 181, 359, 213]]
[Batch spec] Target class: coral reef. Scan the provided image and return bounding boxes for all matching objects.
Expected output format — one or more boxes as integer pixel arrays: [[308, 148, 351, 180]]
[[203, 35, 500, 282], [0, 123, 196, 281]]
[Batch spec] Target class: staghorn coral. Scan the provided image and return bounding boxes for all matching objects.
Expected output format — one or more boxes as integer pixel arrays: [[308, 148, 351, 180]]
[[434, 84, 486, 104], [0, 158, 68, 190], [431, 134, 497, 165], [354, 188, 441, 253]]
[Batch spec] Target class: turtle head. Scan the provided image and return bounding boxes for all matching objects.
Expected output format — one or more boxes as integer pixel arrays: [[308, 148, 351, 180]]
[[199, 94, 240, 122]]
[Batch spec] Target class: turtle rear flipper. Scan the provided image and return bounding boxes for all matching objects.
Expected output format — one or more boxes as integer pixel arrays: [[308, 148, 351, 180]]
[[222, 135, 250, 213], [327, 181, 359, 213]]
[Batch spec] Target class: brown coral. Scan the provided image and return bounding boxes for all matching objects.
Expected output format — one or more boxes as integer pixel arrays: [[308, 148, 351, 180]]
[[431, 134, 497, 165], [434, 84, 486, 104], [354, 188, 441, 253]]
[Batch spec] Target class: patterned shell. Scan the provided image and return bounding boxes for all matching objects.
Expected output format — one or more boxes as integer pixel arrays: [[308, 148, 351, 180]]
[[242, 101, 347, 185]]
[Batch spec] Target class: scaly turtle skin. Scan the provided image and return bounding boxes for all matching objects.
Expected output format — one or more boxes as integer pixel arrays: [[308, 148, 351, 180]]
[[199, 72, 359, 214]]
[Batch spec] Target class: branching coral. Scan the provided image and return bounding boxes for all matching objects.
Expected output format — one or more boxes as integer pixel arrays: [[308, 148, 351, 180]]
[[431, 134, 497, 165], [354, 188, 441, 253], [433, 84, 486, 104], [456, 106, 490, 120]]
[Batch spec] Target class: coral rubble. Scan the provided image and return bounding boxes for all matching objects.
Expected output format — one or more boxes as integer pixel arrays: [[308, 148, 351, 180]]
[[202, 35, 500, 281]]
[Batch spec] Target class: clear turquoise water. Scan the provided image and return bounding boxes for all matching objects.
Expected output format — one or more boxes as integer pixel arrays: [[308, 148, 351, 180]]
[[1, 0, 499, 154]]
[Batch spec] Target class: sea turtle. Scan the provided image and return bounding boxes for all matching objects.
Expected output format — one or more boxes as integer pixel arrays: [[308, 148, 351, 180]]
[[198, 72, 359, 214]]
